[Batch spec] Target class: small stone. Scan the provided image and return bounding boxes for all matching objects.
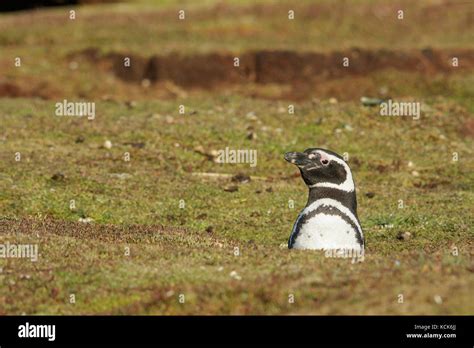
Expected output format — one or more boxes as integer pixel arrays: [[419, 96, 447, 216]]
[[78, 217, 94, 223], [231, 173, 251, 184], [125, 100, 137, 109], [194, 145, 217, 161], [229, 271, 242, 280], [360, 96, 384, 107], [104, 140, 112, 149], [411, 170, 420, 177], [246, 111, 258, 121], [246, 131, 257, 140], [51, 172, 65, 181], [125, 142, 145, 149], [434, 295, 443, 304], [223, 185, 238, 192], [329, 97, 338, 104], [194, 145, 205, 153], [396, 231, 412, 241], [109, 173, 132, 180]]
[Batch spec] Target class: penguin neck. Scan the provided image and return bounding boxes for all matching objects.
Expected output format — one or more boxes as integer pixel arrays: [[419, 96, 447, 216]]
[[307, 186, 357, 213]]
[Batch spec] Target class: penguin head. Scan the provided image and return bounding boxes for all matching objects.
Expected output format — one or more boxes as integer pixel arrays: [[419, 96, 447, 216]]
[[284, 148, 355, 192]]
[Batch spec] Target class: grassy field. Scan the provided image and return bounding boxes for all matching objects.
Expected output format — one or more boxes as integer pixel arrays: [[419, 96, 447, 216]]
[[0, 0, 473, 314]]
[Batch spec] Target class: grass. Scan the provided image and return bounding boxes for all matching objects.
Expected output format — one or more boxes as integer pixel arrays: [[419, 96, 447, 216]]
[[0, 95, 472, 314], [0, 0, 473, 314], [1, 0, 473, 55]]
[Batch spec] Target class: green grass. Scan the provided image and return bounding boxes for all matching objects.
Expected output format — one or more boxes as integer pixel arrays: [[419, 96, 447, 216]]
[[0, 96, 472, 314], [0, 0, 473, 315], [1, 0, 473, 55]]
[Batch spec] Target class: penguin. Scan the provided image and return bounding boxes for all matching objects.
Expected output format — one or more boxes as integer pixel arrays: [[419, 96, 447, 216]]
[[284, 148, 364, 253]]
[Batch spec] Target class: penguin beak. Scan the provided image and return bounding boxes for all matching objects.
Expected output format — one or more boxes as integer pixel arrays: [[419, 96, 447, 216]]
[[284, 152, 312, 167]]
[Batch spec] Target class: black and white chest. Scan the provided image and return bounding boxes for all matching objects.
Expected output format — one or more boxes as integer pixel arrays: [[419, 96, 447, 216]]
[[289, 197, 363, 250]]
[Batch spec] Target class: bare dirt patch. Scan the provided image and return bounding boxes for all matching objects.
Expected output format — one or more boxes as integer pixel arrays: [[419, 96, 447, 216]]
[[77, 47, 474, 86], [0, 79, 61, 99], [2, 48, 473, 100], [62, 47, 474, 100]]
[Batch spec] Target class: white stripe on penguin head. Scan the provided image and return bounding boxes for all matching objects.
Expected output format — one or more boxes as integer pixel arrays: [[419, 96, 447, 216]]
[[308, 150, 355, 192]]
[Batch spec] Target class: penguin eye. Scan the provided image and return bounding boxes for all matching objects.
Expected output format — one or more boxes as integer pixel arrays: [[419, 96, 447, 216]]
[[321, 159, 329, 166]]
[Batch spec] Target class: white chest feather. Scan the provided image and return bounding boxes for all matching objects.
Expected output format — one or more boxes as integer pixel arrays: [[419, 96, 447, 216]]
[[290, 198, 363, 251], [292, 213, 360, 250]]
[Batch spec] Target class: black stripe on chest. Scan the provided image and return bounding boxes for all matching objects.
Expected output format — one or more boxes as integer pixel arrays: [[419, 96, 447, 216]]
[[289, 205, 364, 248]]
